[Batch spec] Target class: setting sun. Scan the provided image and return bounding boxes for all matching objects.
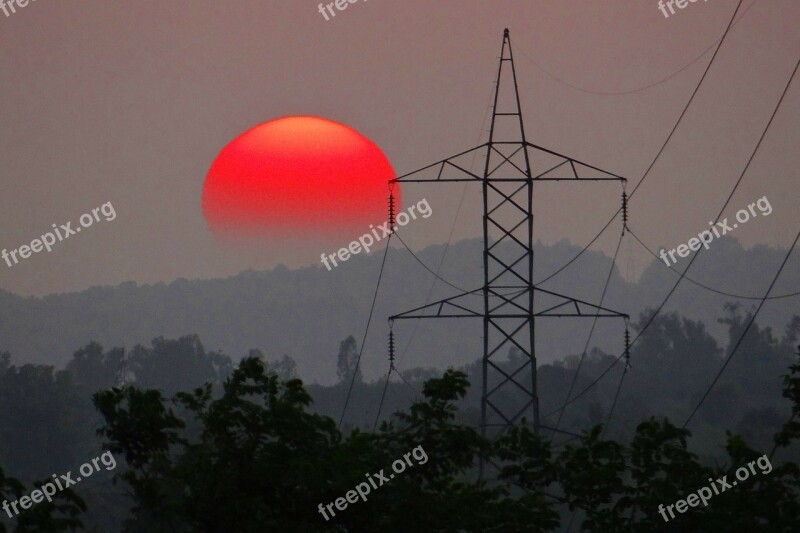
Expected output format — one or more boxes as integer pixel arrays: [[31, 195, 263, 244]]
[[202, 116, 399, 239]]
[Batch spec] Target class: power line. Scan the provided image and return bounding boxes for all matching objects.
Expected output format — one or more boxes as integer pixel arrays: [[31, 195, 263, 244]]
[[627, 2, 742, 200], [602, 360, 630, 438], [338, 234, 393, 428], [532, 0, 754, 302], [628, 228, 800, 300], [542, 51, 800, 420], [373, 346, 430, 431], [393, 232, 468, 293], [373, 365, 393, 432], [535, 207, 799, 301], [535, 204, 799, 302], [372, 363, 422, 431], [552, 230, 625, 532], [680, 56, 800, 425], [393, 365, 416, 390], [533, 210, 618, 286], [395, 80, 496, 365], [542, 346, 624, 419], [540, 0, 746, 418], [515, 0, 759, 96], [683, 229, 800, 427], [549, 230, 625, 441]]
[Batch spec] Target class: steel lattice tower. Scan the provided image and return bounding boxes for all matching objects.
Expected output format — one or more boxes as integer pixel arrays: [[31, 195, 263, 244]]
[[389, 29, 628, 447]]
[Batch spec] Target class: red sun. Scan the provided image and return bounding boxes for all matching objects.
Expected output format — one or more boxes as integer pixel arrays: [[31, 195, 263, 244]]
[[202, 115, 398, 239]]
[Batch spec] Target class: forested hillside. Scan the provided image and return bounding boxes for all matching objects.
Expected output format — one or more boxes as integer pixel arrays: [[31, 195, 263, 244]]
[[1, 237, 796, 385]]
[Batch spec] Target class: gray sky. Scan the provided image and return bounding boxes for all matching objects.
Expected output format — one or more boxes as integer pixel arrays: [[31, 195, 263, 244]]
[[0, 0, 797, 296]]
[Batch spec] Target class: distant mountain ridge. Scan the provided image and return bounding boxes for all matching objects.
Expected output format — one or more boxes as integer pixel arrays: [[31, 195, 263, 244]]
[[0, 236, 797, 384]]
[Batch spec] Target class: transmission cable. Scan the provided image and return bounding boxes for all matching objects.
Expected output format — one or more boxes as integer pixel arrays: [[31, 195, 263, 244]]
[[679, 56, 800, 429], [540, 0, 745, 418], [543, 52, 799, 419], [373, 369, 394, 433], [629, 228, 800, 300], [393, 232, 468, 293], [534, 211, 618, 286], [372, 82, 494, 420], [516, 0, 758, 96], [338, 233, 393, 428], [683, 228, 799, 427], [394, 80, 496, 366], [601, 349, 631, 438], [533, 1, 790, 303], [371, 93, 489, 423], [531, 0, 744, 287], [549, 230, 625, 441]]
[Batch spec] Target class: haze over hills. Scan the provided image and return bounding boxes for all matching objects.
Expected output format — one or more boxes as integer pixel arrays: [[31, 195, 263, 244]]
[[0, 236, 797, 385]]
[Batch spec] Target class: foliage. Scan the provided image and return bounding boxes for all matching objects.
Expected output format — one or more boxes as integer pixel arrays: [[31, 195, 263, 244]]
[[0, 313, 798, 531], [0, 465, 85, 532], [90, 349, 800, 532], [336, 335, 362, 385]]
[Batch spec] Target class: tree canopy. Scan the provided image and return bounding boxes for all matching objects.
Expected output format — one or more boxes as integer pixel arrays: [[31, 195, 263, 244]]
[[88, 350, 800, 532]]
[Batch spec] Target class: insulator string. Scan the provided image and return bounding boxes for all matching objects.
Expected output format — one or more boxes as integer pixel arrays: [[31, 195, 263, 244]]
[[373, 323, 397, 431], [623, 322, 631, 370], [621, 190, 628, 235], [388, 191, 396, 232], [388, 327, 396, 370]]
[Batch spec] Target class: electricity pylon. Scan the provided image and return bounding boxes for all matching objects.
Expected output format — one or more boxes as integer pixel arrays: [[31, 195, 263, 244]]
[[389, 29, 629, 450]]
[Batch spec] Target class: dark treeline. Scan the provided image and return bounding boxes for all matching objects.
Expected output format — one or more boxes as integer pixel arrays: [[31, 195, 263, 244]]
[[0, 306, 797, 530]]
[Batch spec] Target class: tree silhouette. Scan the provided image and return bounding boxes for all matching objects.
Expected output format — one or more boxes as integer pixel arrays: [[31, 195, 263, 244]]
[[336, 335, 362, 385], [90, 347, 800, 531]]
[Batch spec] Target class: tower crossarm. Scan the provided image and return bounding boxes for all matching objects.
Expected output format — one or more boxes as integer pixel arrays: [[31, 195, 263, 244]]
[[525, 142, 627, 182], [389, 140, 627, 184], [390, 144, 489, 183], [389, 286, 627, 320], [532, 286, 629, 318], [389, 288, 485, 319]]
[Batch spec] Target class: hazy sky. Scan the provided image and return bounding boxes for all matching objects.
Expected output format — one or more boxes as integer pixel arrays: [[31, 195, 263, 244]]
[[1, 0, 797, 296]]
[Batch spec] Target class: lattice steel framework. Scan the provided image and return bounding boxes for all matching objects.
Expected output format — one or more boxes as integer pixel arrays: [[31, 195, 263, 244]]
[[389, 29, 628, 445]]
